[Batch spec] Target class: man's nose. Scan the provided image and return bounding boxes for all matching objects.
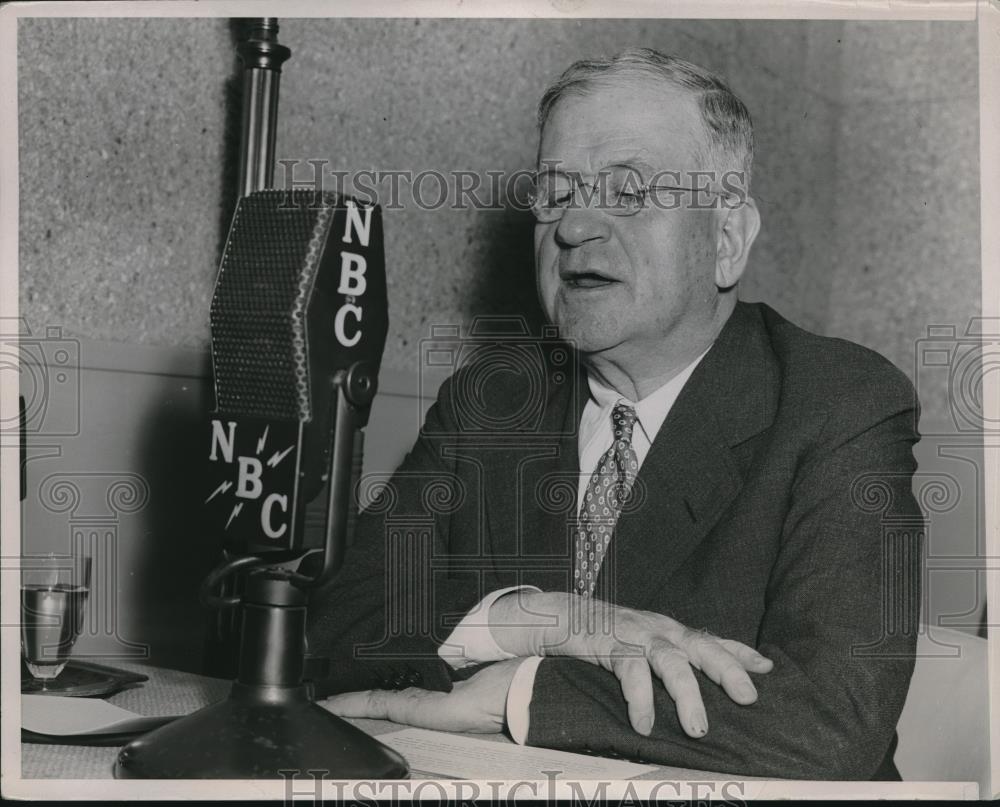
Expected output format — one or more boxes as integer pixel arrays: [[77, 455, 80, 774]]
[[554, 206, 612, 248]]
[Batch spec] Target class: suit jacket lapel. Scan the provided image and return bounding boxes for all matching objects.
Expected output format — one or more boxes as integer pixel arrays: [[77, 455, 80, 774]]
[[600, 302, 780, 609]]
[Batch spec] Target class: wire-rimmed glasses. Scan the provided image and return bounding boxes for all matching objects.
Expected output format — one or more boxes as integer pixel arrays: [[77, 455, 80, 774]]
[[527, 163, 739, 222]]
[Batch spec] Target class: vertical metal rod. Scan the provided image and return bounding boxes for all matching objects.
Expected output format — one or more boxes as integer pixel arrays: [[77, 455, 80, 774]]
[[237, 18, 291, 197]]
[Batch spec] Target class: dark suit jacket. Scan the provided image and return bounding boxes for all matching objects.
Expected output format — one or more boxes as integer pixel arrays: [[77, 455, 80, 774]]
[[307, 301, 923, 780]]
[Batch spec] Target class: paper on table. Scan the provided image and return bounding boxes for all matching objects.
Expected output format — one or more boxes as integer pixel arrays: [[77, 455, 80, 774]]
[[378, 728, 657, 780], [22, 695, 172, 737]]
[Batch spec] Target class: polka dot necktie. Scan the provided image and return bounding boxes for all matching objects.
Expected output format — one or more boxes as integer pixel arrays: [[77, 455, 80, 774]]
[[574, 402, 639, 597]]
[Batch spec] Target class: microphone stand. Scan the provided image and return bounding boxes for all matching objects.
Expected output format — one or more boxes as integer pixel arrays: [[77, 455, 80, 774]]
[[113, 364, 408, 778], [212, 18, 291, 673], [237, 17, 290, 197]]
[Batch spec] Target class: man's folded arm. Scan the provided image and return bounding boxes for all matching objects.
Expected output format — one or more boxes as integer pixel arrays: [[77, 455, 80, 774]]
[[438, 585, 542, 670], [522, 383, 923, 779], [306, 372, 496, 697]]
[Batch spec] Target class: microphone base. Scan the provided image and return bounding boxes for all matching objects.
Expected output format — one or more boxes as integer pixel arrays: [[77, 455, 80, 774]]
[[113, 682, 409, 779]]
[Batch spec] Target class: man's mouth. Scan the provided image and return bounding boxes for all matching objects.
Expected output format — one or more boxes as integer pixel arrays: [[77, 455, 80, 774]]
[[561, 271, 618, 289]]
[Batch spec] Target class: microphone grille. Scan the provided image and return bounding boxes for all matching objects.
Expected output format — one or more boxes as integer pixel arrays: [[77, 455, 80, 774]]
[[211, 190, 336, 421]]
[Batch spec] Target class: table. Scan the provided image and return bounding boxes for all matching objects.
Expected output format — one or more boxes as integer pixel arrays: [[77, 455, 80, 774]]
[[18, 663, 981, 800], [19, 661, 723, 781]]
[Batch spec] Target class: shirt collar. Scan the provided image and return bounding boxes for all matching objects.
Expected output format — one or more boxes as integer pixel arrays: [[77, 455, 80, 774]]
[[585, 344, 713, 445]]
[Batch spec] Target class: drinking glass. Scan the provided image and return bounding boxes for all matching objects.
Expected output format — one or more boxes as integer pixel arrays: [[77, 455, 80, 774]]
[[21, 553, 92, 684]]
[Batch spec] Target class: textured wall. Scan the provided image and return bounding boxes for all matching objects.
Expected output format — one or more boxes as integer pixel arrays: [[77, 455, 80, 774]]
[[18, 18, 234, 345], [823, 21, 980, 421], [22, 17, 980, 375]]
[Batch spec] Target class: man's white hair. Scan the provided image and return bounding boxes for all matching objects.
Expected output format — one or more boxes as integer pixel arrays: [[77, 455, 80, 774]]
[[537, 47, 754, 190]]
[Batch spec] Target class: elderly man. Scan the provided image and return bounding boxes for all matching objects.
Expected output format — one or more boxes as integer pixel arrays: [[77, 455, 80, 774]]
[[307, 48, 922, 780]]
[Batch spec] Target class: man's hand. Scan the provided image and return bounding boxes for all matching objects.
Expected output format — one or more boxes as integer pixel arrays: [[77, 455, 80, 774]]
[[488, 591, 773, 738], [320, 658, 522, 734]]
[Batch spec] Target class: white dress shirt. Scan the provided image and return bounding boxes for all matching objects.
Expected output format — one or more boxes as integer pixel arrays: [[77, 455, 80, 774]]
[[436, 346, 711, 742]]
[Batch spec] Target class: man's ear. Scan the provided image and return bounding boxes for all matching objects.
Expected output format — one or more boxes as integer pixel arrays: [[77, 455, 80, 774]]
[[714, 196, 761, 289]]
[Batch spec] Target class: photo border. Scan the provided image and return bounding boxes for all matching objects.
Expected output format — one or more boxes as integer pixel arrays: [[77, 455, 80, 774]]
[[1, 0, 995, 800]]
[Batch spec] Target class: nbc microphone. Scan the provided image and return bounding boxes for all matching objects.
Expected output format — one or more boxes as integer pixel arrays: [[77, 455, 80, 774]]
[[113, 188, 407, 779], [203, 188, 388, 562]]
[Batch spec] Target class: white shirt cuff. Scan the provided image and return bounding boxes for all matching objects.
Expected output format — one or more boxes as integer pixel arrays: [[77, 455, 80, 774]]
[[436, 585, 541, 669], [506, 656, 543, 744]]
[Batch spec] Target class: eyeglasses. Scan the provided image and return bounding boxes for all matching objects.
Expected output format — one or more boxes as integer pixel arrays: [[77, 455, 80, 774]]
[[527, 164, 735, 222]]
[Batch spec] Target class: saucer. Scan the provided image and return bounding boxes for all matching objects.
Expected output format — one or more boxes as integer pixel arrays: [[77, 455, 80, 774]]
[[21, 660, 148, 697]]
